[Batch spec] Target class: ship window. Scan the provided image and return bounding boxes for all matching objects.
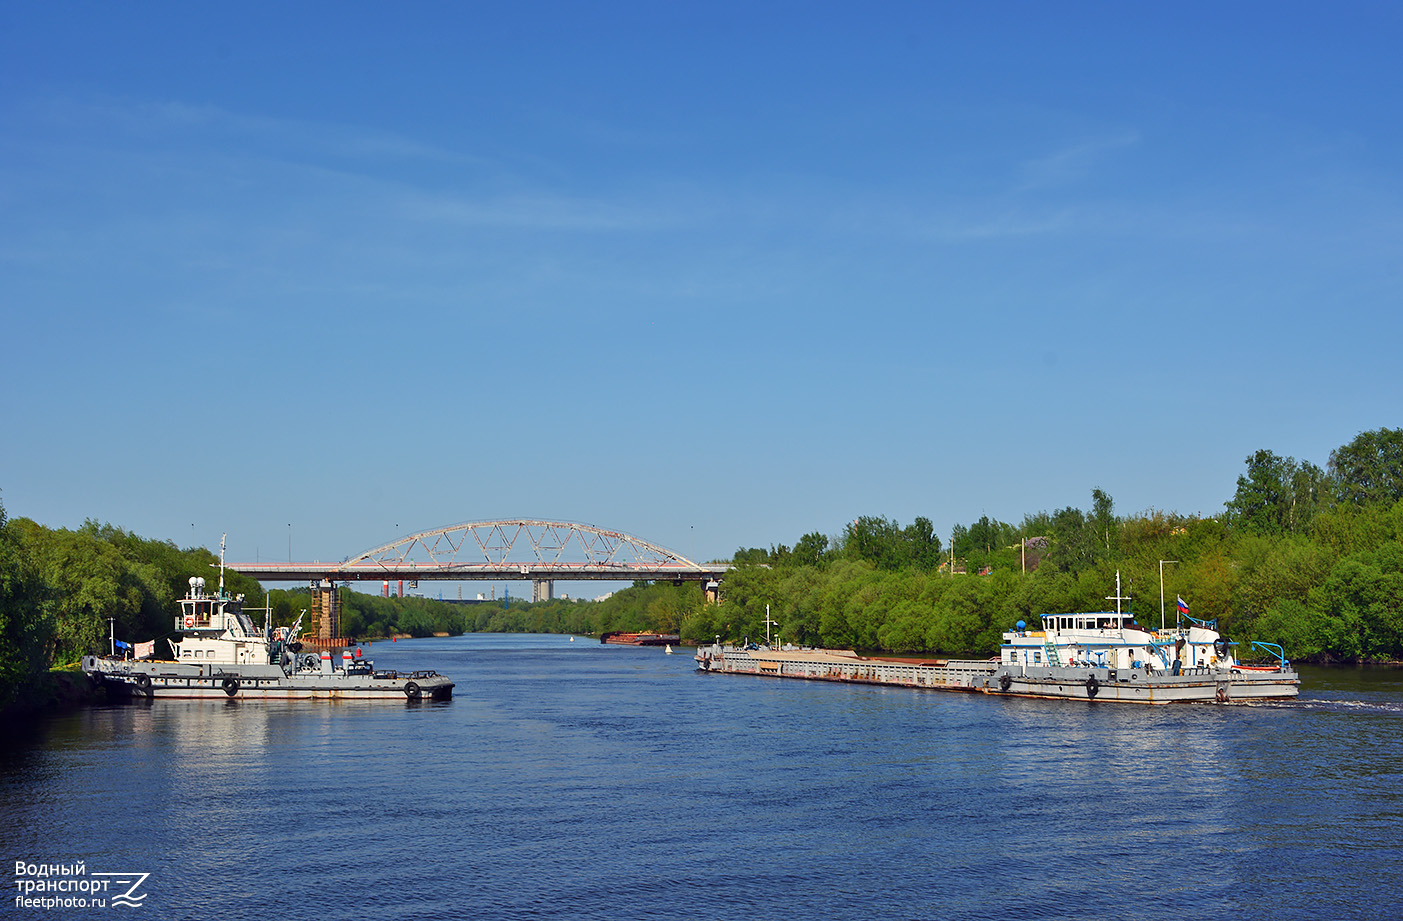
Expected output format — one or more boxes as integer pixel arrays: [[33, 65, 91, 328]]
[[1033, 650, 1042, 664]]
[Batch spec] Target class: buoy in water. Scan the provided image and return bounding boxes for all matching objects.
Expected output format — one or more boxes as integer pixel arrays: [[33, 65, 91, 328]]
[[665, 644, 673, 655]]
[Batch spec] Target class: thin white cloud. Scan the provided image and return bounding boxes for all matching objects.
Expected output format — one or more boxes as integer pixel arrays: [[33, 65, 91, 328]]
[[396, 190, 676, 232], [1014, 131, 1141, 192], [30, 94, 482, 167]]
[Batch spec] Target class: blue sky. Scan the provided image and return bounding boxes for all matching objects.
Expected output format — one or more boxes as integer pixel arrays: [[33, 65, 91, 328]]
[[2, 2, 1400, 592]]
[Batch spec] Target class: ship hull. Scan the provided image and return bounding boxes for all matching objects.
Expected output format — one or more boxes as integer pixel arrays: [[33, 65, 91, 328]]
[[984, 664, 1298, 704], [82, 656, 454, 701]]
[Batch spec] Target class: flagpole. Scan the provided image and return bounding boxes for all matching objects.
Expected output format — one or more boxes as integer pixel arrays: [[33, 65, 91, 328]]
[[1159, 560, 1178, 631]]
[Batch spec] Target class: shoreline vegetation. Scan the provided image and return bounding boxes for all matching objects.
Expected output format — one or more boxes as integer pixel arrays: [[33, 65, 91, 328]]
[[5, 427, 1403, 719]]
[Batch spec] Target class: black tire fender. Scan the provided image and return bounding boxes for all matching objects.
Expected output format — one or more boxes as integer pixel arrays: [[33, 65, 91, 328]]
[[222, 676, 240, 697], [1086, 675, 1100, 699], [999, 673, 1013, 692], [404, 681, 422, 701], [134, 673, 153, 697]]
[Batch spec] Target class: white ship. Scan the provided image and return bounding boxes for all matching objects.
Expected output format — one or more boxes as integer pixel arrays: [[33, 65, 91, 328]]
[[991, 573, 1297, 703], [82, 557, 453, 701]]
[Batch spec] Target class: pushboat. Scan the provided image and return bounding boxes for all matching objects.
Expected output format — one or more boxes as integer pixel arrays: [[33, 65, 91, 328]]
[[82, 545, 453, 701]]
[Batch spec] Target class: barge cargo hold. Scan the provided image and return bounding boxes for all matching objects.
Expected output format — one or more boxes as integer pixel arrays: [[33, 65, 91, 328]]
[[696, 645, 997, 691]]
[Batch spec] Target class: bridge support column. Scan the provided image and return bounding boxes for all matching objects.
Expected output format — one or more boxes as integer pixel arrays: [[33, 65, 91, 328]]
[[312, 579, 342, 644], [532, 579, 555, 603]]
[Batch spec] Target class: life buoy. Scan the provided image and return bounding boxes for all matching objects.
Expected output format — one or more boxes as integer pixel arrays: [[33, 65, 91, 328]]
[[222, 676, 240, 697], [184, 616, 194, 628], [404, 681, 422, 701], [1085, 675, 1100, 699]]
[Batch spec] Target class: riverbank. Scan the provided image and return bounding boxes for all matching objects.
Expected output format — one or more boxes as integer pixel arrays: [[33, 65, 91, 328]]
[[0, 667, 106, 725]]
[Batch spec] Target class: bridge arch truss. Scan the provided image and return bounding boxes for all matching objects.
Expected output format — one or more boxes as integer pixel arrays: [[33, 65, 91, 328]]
[[347, 519, 701, 572]]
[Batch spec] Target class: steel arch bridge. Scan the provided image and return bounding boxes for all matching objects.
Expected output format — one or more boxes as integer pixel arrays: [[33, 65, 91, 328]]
[[228, 520, 726, 593]]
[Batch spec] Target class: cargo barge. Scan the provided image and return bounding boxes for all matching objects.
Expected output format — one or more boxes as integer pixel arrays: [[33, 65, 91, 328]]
[[696, 575, 1299, 705], [601, 632, 679, 646]]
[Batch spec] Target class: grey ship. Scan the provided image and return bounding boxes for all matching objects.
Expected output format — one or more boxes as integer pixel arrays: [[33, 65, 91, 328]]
[[83, 562, 453, 701]]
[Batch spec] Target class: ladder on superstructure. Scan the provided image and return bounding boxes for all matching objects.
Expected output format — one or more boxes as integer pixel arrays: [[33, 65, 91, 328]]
[[1043, 636, 1062, 666]]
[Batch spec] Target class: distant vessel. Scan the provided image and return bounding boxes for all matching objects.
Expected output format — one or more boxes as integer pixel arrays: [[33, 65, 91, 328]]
[[82, 545, 453, 701], [600, 632, 679, 647], [697, 574, 1298, 705]]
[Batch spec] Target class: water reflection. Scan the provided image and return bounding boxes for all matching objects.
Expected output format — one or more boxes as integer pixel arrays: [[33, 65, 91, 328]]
[[2, 646, 1402, 920]]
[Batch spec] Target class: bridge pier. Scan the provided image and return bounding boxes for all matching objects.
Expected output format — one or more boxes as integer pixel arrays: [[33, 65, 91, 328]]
[[532, 579, 554, 603], [310, 579, 345, 646]]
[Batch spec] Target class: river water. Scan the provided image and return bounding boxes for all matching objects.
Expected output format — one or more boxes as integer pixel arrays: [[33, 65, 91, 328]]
[[3, 635, 1401, 920]]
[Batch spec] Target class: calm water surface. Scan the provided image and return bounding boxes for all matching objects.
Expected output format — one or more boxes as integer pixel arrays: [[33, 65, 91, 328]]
[[3, 636, 1401, 920]]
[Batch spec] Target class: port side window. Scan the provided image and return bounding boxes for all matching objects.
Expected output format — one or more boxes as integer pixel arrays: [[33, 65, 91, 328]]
[[1033, 650, 1042, 664]]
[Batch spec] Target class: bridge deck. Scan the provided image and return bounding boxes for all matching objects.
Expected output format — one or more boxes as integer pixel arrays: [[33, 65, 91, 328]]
[[228, 562, 729, 583]]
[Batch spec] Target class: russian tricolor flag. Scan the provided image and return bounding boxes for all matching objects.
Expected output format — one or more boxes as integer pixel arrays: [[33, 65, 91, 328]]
[[1177, 596, 1189, 616]]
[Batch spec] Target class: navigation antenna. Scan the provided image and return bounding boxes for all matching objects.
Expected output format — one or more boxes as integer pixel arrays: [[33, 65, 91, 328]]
[[764, 604, 779, 647], [219, 533, 227, 597], [1106, 569, 1131, 617]]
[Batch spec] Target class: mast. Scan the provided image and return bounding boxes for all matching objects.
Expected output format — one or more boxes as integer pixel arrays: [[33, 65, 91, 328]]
[[219, 533, 227, 597], [1105, 570, 1131, 618]]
